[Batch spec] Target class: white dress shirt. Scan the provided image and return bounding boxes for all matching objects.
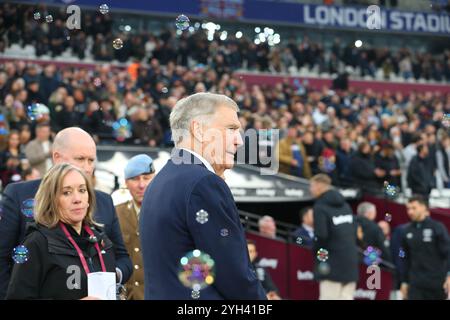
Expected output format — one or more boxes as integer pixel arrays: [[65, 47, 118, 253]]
[[180, 148, 216, 174]]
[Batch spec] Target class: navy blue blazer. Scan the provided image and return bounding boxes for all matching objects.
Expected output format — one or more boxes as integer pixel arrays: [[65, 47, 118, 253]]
[[140, 149, 266, 300], [0, 179, 132, 299], [292, 226, 314, 247]]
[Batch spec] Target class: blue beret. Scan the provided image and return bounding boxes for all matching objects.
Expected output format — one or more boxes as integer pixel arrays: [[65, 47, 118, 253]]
[[124, 154, 155, 180]]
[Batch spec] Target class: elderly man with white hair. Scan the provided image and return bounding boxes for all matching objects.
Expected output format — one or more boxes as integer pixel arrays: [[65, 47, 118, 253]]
[[140, 92, 266, 300], [258, 215, 277, 239], [356, 201, 391, 262]]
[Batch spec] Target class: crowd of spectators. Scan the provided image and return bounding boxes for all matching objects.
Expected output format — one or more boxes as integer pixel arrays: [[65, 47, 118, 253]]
[[1, 3, 450, 197], [1, 56, 449, 196], [1, 3, 450, 82]]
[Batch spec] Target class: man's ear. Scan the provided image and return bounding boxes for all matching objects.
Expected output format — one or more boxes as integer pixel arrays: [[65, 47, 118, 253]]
[[191, 119, 203, 143], [52, 151, 60, 163]]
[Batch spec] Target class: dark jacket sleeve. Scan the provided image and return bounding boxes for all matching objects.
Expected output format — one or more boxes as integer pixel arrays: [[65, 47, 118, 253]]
[[187, 174, 267, 300], [6, 231, 45, 300], [100, 193, 133, 284], [0, 183, 22, 299], [434, 221, 450, 274], [313, 204, 328, 251], [260, 267, 279, 294], [400, 229, 410, 284], [375, 225, 392, 263], [350, 157, 376, 180], [407, 158, 428, 193]]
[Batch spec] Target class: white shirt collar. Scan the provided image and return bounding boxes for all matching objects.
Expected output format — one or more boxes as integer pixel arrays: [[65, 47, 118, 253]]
[[302, 224, 314, 234], [180, 148, 216, 174]]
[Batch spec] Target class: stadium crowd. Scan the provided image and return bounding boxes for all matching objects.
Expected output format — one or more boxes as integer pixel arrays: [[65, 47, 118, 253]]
[[1, 56, 450, 196], [0, 2, 449, 302], [1, 2, 450, 196], [1, 3, 450, 82]]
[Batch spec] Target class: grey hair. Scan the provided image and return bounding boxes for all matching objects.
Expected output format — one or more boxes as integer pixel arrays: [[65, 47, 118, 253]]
[[258, 215, 275, 227], [357, 202, 376, 217], [169, 92, 238, 147]]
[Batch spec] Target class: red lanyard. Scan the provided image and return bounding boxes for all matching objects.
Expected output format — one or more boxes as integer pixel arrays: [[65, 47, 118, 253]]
[[59, 222, 106, 275]]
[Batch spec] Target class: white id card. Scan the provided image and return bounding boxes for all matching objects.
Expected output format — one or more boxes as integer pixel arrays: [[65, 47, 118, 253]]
[[87, 272, 116, 300]]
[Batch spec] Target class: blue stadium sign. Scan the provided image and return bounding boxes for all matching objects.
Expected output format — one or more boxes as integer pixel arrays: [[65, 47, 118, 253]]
[[17, 0, 450, 35]]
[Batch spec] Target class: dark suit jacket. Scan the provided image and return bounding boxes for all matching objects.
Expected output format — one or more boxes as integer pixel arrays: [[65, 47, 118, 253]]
[[356, 216, 391, 262], [0, 179, 132, 299], [292, 226, 314, 247], [139, 149, 266, 300]]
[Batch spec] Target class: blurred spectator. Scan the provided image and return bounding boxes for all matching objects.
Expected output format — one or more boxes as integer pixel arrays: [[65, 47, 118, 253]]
[[436, 135, 450, 188], [18, 124, 31, 149], [53, 96, 81, 132], [378, 220, 391, 248], [277, 126, 311, 178], [258, 215, 277, 239], [400, 195, 450, 300], [129, 106, 162, 147], [302, 130, 324, 175], [350, 141, 385, 193], [116, 154, 155, 300], [292, 207, 314, 247], [375, 140, 402, 188], [247, 239, 281, 300], [407, 144, 435, 199], [0, 130, 26, 168], [336, 137, 354, 187], [81, 99, 115, 141], [403, 134, 423, 170], [24, 122, 52, 177], [309, 174, 359, 300], [0, 155, 22, 188], [20, 167, 40, 181], [356, 202, 391, 262]]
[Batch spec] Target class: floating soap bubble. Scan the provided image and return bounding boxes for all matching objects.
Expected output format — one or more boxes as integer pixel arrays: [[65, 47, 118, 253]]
[[363, 246, 382, 266], [112, 38, 123, 50], [178, 250, 215, 291], [383, 181, 397, 197], [93, 78, 102, 87], [191, 290, 200, 299], [316, 248, 329, 262], [27, 103, 49, 121], [99, 4, 109, 15], [106, 283, 127, 300], [21, 198, 35, 218], [34, 12, 41, 20], [318, 262, 330, 275], [175, 14, 190, 31], [385, 213, 392, 222], [195, 209, 209, 224], [116, 284, 127, 300], [45, 15, 53, 23], [112, 118, 132, 142], [12, 245, 29, 264], [320, 157, 336, 173]]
